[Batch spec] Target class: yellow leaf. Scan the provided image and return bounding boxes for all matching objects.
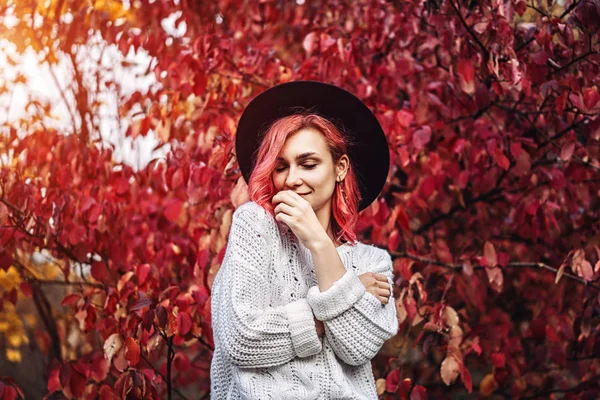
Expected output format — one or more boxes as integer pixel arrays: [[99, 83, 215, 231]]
[[479, 373, 497, 397], [8, 331, 28, 347], [93, 0, 134, 22], [375, 378, 386, 396], [6, 348, 22, 363], [0, 266, 21, 291]]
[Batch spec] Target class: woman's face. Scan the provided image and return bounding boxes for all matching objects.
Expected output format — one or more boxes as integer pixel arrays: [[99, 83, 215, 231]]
[[272, 128, 348, 215]]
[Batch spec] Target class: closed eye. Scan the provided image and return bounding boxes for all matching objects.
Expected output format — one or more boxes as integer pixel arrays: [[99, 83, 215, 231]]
[[274, 164, 317, 172]]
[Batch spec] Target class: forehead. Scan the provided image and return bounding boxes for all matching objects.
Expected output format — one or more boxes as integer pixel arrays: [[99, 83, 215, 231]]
[[278, 128, 328, 158]]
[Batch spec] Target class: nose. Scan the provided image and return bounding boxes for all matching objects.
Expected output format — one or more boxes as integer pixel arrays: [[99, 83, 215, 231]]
[[284, 165, 302, 188]]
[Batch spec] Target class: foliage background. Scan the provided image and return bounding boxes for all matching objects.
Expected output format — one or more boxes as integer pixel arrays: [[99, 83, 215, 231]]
[[1, 0, 600, 398]]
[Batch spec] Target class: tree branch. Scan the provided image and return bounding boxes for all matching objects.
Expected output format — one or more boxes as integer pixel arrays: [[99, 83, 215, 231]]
[[548, 51, 597, 77], [391, 252, 600, 290], [447, 0, 489, 57], [538, 118, 587, 149], [140, 353, 190, 400], [560, 0, 580, 19], [415, 187, 503, 234]]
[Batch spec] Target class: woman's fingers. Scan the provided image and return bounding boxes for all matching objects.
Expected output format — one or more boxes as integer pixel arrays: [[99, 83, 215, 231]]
[[376, 294, 389, 304], [358, 272, 392, 304], [273, 201, 296, 216]]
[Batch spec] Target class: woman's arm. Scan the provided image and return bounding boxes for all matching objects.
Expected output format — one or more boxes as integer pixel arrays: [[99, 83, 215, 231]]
[[307, 245, 398, 366], [212, 202, 322, 368]]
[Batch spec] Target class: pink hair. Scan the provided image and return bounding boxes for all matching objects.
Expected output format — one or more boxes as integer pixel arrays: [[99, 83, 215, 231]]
[[247, 114, 362, 244]]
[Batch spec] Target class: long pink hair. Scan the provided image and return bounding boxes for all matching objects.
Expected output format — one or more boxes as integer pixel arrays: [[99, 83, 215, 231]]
[[247, 114, 361, 244]]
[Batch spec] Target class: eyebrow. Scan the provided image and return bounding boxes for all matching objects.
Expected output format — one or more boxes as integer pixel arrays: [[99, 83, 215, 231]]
[[276, 152, 320, 161]]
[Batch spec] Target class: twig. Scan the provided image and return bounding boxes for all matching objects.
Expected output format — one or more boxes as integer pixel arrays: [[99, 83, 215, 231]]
[[447, 0, 489, 57], [140, 352, 190, 400], [515, 38, 534, 53], [548, 51, 597, 77], [560, 0, 580, 19], [197, 335, 214, 352], [538, 118, 587, 148], [415, 187, 503, 234], [28, 278, 104, 289], [390, 252, 600, 290]]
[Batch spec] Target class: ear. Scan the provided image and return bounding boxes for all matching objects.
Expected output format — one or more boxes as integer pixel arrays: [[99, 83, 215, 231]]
[[335, 154, 350, 182]]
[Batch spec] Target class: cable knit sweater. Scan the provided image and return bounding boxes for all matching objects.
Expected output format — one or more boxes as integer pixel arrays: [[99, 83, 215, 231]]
[[210, 201, 398, 399]]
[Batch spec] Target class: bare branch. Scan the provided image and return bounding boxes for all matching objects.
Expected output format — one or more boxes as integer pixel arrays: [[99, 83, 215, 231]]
[[447, 0, 489, 57]]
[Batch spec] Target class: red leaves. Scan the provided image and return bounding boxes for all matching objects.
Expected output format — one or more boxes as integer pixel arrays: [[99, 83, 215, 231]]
[[177, 311, 193, 336], [114, 370, 158, 400], [483, 242, 503, 292], [412, 126, 432, 150], [456, 58, 475, 94], [61, 293, 81, 307], [136, 263, 151, 286], [0, 377, 24, 400], [385, 368, 400, 392], [410, 385, 427, 400], [91, 261, 110, 283], [571, 249, 594, 281], [559, 142, 575, 161], [125, 337, 140, 367], [583, 87, 600, 110], [163, 198, 183, 222], [514, 0, 526, 16], [492, 147, 510, 170], [483, 241, 497, 267], [575, 0, 600, 34], [2, 0, 600, 398], [387, 230, 401, 253]]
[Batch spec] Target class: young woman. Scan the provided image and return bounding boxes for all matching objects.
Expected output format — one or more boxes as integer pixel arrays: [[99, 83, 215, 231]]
[[210, 81, 398, 399]]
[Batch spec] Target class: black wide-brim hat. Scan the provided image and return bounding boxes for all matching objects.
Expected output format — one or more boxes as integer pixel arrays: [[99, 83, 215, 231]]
[[235, 81, 390, 211]]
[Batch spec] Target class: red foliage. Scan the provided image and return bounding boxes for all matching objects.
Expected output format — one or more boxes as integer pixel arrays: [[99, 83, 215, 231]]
[[1, 0, 600, 398]]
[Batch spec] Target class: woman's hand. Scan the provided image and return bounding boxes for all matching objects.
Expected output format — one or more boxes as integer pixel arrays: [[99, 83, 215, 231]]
[[272, 190, 329, 250], [358, 272, 391, 304]]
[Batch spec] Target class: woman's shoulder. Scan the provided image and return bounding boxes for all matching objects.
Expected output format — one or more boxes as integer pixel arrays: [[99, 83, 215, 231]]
[[233, 201, 276, 229]]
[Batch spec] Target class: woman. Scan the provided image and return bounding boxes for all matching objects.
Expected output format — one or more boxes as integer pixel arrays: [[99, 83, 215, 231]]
[[210, 81, 398, 399]]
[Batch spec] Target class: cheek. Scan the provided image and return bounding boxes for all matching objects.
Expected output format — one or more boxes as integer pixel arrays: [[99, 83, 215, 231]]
[[271, 174, 284, 189]]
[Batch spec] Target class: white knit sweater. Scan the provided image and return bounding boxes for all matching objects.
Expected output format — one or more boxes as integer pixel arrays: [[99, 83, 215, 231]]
[[210, 201, 398, 399]]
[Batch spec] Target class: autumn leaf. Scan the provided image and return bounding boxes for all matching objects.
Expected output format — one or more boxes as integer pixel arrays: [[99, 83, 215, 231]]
[[177, 311, 192, 336], [410, 384, 427, 400], [103, 333, 124, 364], [483, 241, 498, 267], [164, 199, 183, 222], [125, 337, 140, 367], [61, 293, 81, 307], [479, 373, 497, 397], [413, 126, 432, 149], [385, 368, 400, 392], [442, 306, 459, 328], [559, 142, 575, 161], [441, 355, 460, 386], [457, 58, 475, 94]]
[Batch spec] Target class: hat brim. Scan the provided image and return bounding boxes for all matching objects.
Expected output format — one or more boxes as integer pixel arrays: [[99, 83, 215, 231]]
[[235, 81, 389, 211]]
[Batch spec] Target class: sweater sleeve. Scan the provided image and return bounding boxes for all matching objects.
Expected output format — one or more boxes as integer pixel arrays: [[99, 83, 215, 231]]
[[212, 202, 322, 369], [306, 246, 398, 366]]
